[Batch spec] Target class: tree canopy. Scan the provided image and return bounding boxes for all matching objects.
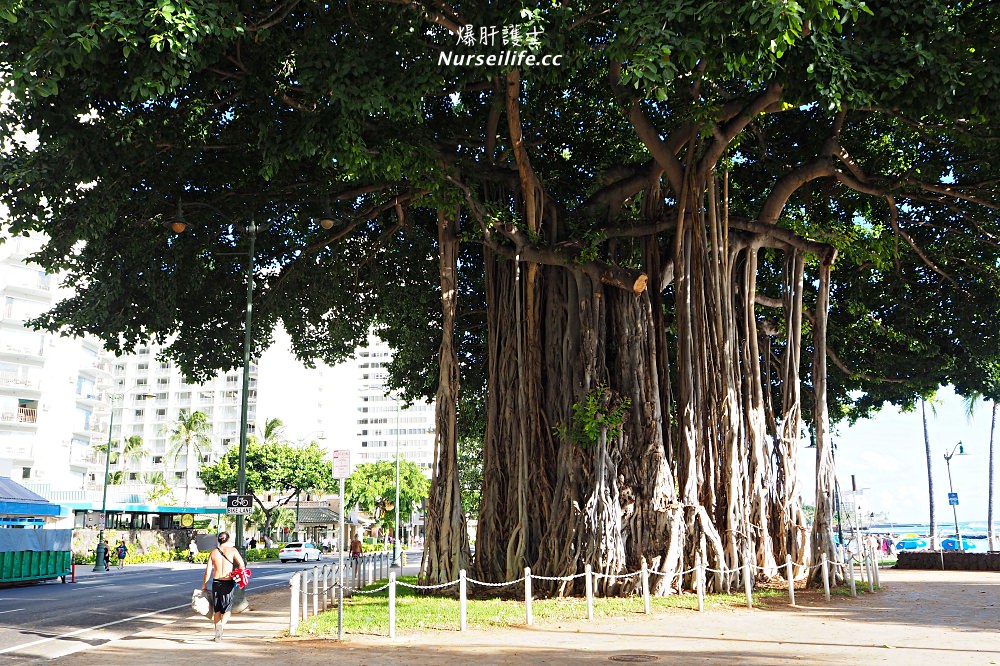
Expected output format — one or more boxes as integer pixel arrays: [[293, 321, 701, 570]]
[[344, 459, 431, 533]]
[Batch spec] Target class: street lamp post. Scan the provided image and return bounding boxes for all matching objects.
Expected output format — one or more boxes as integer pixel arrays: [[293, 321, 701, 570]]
[[393, 400, 401, 567], [165, 204, 264, 556], [93, 388, 153, 572], [944, 441, 969, 552]]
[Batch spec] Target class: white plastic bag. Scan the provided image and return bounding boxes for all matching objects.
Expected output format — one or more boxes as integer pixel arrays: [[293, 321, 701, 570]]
[[191, 588, 213, 619]]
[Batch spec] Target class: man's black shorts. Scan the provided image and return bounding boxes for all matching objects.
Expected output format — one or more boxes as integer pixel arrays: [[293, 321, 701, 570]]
[[212, 579, 236, 613]]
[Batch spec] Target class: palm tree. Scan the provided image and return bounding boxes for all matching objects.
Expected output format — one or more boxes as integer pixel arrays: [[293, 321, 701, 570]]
[[262, 416, 287, 444], [921, 397, 938, 550], [120, 435, 148, 477], [962, 393, 997, 552], [164, 409, 213, 506]]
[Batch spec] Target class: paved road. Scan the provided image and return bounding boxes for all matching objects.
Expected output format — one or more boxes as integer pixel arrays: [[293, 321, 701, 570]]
[[0, 559, 325, 664]]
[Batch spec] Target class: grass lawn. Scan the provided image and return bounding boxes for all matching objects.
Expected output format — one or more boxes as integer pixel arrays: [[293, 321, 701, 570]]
[[296, 576, 792, 637]]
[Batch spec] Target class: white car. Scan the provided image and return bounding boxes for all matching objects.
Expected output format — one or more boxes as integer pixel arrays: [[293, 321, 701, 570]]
[[279, 542, 322, 562]]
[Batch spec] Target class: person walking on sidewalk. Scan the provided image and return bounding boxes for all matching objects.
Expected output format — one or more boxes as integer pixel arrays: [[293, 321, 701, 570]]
[[116, 540, 128, 570], [201, 531, 246, 643], [102, 540, 111, 571]]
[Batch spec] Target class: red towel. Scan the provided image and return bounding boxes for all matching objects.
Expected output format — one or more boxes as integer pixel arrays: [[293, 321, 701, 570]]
[[231, 567, 252, 589]]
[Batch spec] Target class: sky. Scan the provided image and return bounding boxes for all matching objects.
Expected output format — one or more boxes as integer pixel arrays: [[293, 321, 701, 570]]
[[799, 385, 995, 526]]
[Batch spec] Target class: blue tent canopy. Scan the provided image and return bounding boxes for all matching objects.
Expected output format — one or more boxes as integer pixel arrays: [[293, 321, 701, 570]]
[[0, 477, 64, 525]]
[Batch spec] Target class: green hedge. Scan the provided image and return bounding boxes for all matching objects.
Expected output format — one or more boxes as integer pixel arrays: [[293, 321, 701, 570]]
[[73, 547, 281, 566]]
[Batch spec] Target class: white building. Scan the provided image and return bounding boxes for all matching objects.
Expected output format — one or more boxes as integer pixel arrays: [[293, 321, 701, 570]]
[[109, 345, 259, 506], [353, 332, 436, 472], [0, 233, 114, 493]]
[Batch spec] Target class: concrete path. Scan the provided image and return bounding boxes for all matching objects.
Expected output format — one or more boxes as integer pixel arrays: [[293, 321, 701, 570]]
[[52, 567, 999, 665]]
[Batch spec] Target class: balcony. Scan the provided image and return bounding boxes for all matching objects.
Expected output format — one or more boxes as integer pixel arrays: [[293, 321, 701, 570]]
[[0, 340, 44, 364], [3, 274, 53, 298], [0, 407, 37, 424], [0, 372, 39, 391]]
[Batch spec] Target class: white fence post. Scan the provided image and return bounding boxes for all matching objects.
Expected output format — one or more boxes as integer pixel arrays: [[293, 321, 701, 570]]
[[585, 564, 594, 621], [821, 553, 831, 601], [743, 560, 753, 609], [301, 568, 309, 619], [641, 560, 650, 615], [871, 546, 881, 588], [388, 570, 396, 639], [786, 555, 795, 606], [848, 552, 857, 597], [289, 571, 300, 635], [524, 567, 533, 626], [696, 556, 705, 613], [459, 569, 468, 631], [312, 566, 319, 616]]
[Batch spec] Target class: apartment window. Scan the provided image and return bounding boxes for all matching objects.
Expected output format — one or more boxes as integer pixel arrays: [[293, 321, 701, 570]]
[[134, 409, 144, 418], [175, 471, 185, 480], [138, 347, 150, 356], [114, 363, 126, 373], [159, 362, 170, 370], [153, 456, 163, 464], [21, 467, 30, 479], [155, 392, 168, 402], [201, 454, 211, 463], [157, 377, 169, 387], [137, 362, 149, 371], [156, 408, 167, 418], [128, 472, 138, 481], [135, 378, 148, 387]]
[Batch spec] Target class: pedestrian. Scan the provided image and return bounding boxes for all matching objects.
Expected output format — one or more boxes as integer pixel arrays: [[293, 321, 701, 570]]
[[201, 531, 246, 643], [102, 540, 111, 571], [249, 537, 257, 549], [116, 540, 128, 570], [349, 534, 363, 576], [188, 538, 199, 564]]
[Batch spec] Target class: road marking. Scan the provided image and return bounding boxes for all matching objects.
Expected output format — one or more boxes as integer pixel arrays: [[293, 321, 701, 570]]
[[0, 609, 25, 615], [0, 602, 190, 655], [0, 580, 288, 657]]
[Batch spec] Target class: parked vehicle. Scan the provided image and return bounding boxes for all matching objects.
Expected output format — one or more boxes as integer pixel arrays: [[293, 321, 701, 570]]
[[278, 542, 322, 562]]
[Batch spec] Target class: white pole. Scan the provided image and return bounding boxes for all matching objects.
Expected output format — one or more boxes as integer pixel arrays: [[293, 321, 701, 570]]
[[524, 567, 533, 626], [872, 545, 881, 587], [289, 571, 300, 635], [786, 555, 795, 606], [585, 564, 594, 620], [821, 553, 831, 601], [696, 557, 705, 613], [459, 569, 468, 631], [641, 560, 651, 615], [338, 477, 345, 641], [848, 551, 856, 596], [301, 569, 309, 619], [388, 570, 396, 639], [743, 560, 753, 609], [312, 566, 319, 616]]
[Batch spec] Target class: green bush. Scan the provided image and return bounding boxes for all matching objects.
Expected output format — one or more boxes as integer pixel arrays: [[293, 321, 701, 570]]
[[245, 548, 280, 562]]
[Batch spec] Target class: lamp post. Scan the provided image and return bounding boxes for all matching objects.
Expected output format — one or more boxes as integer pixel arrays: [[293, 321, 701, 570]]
[[166, 204, 264, 556], [393, 398, 401, 567], [943, 441, 969, 552], [93, 388, 153, 572]]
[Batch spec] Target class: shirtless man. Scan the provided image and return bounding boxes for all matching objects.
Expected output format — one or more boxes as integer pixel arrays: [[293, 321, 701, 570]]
[[201, 531, 246, 642]]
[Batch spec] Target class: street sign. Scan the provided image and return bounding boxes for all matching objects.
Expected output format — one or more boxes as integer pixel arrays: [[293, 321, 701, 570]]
[[332, 449, 351, 478], [226, 494, 253, 515], [948, 492, 959, 506]]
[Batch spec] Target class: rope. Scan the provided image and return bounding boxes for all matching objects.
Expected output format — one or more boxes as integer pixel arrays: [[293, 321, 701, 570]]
[[467, 576, 526, 587], [530, 572, 587, 582], [593, 570, 643, 581], [395, 579, 458, 591]]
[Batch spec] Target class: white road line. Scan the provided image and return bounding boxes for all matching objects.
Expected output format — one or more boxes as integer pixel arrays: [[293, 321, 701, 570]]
[[0, 602, 190, 655], [0, 609, 24, 615], [0, 580, 288, 657]]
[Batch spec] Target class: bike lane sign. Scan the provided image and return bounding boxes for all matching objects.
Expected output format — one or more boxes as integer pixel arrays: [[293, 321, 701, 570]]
[[227, 494, 253, 515]]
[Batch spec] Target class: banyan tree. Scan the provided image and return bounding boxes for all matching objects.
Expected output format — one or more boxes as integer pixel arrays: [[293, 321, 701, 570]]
[[3, 2, 1000, 594]]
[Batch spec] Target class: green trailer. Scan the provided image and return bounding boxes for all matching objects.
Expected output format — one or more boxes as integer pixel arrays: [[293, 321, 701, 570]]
[[0, 529, 72, 585]]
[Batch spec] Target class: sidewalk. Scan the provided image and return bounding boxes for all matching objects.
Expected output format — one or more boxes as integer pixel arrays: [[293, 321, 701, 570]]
[[57, 567, 998, 665]]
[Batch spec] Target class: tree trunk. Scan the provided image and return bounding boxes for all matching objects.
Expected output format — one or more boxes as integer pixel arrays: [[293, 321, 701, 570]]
[[810, 262, 838, 584], [420, 210, 471, 585], [922, 398, 937, 549]]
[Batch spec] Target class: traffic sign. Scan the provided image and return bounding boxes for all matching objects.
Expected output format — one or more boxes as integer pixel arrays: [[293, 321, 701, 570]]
[[332, 449, 351, 478], [226, 494, 253, 515], [948, 492, 959, 506]]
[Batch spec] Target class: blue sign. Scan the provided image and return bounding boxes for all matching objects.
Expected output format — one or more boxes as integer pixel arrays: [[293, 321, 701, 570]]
[[948, 492, 959, 506]]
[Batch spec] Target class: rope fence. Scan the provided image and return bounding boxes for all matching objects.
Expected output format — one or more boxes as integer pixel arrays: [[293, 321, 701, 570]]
[[287, 543, 886, 637]]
